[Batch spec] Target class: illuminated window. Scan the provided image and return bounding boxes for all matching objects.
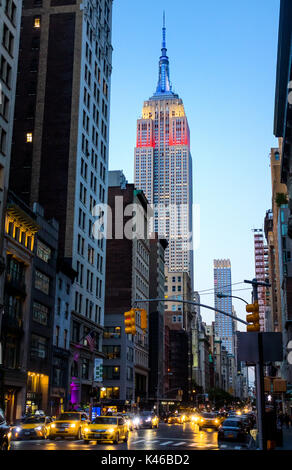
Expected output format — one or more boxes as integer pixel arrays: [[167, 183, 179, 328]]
[[26, 132, 32, 143], [34, 17, 41, 28]]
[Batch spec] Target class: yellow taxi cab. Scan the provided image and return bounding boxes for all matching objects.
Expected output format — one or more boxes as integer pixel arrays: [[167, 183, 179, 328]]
[[48, 411, 90, 440], [198, 412, 222, 430], [13, 416, 54, 440], [191, 412, 201, 425], [83, 416, 129, 444], [167, 413, 186, 424]]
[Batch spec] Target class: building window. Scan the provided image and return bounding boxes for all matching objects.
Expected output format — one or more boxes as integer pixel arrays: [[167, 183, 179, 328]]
[[34, 17, 41, 28], [36, 240, 51, 263], [103, 366, 120, 380], [64, 329, 68, 349], [81, 358, 89, 379], [100, 387, 119, 399], [32, 302, 48, 326], [35, 270, 50, 295], [26, 132, 33, 143], [55, 326, 60, 347], [126, 367, 133, 381], [30, 334, 47, 359], [103, 327, 120, 339], [126, 347, 133, 362], [102, 345, 121, 359], [72, 321, 80, 343]]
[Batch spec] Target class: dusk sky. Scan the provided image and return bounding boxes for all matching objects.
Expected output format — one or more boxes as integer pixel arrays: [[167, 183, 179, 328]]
[[109, 0, 280, 328]]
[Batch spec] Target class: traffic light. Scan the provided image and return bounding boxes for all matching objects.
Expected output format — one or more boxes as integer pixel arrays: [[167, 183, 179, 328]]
[[140, 308, 147, 330], [124, 309, 136, 335], [246, 300, 260, 332]]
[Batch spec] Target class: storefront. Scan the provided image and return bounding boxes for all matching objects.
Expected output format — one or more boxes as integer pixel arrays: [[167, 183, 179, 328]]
[[25, 372, 49, 414], [3, 368, 27, 423]]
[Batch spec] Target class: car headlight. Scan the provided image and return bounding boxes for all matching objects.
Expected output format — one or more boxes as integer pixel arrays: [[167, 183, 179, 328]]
[[84, 427, 89, 433], [133, 418, 140, 425], [215, 419, 219, 424], [70, 423, 76, 428], [8, 432, 12, 439], [35, 426, 42, 431], [146, 418, 151, 422], [200, 418, 204, 422], [16, 427, 22, 432], [108, 428, 115, 434], [51, 423, 55, 428]]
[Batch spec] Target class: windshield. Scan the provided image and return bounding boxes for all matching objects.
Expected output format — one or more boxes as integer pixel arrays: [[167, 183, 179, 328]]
[[223, 420, 241, 428], [201, 413, 216, 418], [92, 417, 118, 425], [22, 417, 45, 424], [57, 413, 81, 421]]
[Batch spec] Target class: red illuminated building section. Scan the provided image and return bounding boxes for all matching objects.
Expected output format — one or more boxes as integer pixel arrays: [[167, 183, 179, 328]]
[[136, 119, 155, 147]]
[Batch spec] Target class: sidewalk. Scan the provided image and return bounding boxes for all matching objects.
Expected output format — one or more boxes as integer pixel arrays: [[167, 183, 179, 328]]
[[276, 427, 292, 450]]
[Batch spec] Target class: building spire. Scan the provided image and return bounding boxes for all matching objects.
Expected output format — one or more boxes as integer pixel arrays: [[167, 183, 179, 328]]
[[151, 12, 176, 99]]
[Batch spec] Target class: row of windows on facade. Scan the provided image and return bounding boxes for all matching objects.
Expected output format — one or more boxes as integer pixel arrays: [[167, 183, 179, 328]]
[[79, 180, 105, 208], [77, 234, 104, 272], [74, 291, 102, 323], [80, 144, 106, 184], [82, 131, 107, 163], [76, 261, 103, 299], [78, 208, 104, 250]]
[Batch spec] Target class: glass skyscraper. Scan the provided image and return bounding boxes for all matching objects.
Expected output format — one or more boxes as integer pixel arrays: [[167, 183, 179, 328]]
[[214, 259, 234, 354], [134, 17, 194, 283]]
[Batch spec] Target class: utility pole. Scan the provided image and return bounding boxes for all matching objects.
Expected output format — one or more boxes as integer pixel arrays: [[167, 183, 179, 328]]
[[244, 278, 270, 451]]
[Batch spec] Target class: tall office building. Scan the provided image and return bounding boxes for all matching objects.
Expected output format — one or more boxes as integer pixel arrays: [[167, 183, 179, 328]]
[[134, 17, 193, 283], [9, 0, 113, 405], [0, 0, 22, 331], [214, 259, 234, 355]]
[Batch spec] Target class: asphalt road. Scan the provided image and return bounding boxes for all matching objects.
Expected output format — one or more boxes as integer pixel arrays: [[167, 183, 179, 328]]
[[10, 422, 250, 450]]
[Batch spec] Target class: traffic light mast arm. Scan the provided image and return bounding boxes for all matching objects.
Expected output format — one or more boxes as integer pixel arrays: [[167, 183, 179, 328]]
[[133, 298, 248, 326]]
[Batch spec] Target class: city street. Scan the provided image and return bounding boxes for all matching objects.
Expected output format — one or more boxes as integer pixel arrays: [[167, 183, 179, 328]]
[[10, 422, 250, 451]]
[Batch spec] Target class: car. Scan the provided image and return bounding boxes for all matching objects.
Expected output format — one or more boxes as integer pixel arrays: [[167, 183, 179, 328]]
[[191, 412, 201, 425], [0, 409, 11, 451], [127, 413, 141, 429], [83, 416, 129, 444], [198, 412, 222, 430], [218, 418, 250, 443], [113, 413, 134, 431], [167, 413, 186, 425], [139, 411, 159, 429], [48, 411, 90, 440], [12, 415, 53, 440]]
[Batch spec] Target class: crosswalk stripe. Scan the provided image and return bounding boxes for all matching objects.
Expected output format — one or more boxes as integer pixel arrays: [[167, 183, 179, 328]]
[[173, 442, 186, 446], [159, 441, 173, 446]]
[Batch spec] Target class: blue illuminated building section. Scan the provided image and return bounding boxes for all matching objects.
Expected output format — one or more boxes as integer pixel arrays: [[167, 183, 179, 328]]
[[151, 12, 178, 100]]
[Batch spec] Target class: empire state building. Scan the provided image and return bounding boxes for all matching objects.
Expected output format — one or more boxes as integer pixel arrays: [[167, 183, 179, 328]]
[[134, 17, 194, 283]]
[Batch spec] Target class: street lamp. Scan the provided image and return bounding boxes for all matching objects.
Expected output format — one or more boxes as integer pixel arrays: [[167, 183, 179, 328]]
[[216, 293, 248, 305]]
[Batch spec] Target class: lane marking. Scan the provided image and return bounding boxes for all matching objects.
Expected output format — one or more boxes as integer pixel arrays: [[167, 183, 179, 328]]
[[173, 442, 186, 446], [131, 439, 145, 444], [159, 441, 174, 446]]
